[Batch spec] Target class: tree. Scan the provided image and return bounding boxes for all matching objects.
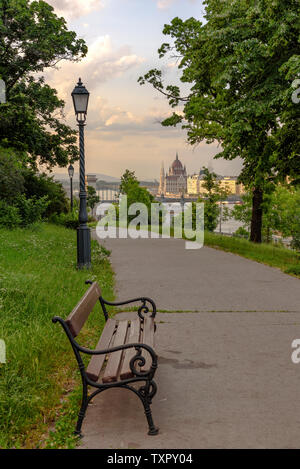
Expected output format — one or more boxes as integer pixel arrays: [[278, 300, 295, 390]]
[[0, 145, 69, 217], [230, 194, 252, 232], [119, 169, 139, 195], [87, 186, 100, 215], [231, 185, 300, 247], [199, 167, 228, 232], [0, 146, 25, 203], [139, 0, 300, 243], [119, 169, 155, 224], [0, 0, 87, 168], [181, 167, 228, 233]]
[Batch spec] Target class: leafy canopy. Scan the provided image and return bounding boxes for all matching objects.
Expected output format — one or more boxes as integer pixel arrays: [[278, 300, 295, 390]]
[[0, 0, 88, 168], [139, 0, 300, 187]]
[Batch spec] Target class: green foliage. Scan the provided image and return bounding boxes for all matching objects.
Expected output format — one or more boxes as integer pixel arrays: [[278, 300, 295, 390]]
[[0, 193, 49, 228], [232, 186, 300, 246], [231, 194, 252, 231], [0, 146, 25, 203], [87, 186, 100, 212], [22, 170, 69, 217], [0, 146, 69, 225], [15, 194, 49, 226], [0, 224, 114, 448], [0, 201, 22, 228], [119, 169, 155, 224], [0, 0, 88, 168], [233, 227, 249, 239], [291, 233, 300, 252], [49, 210, 79, 230], [285, 264, 300, 276], [139, 0, 300, 241], [119, 169, 139, 195], [199, 167, 228, 232]]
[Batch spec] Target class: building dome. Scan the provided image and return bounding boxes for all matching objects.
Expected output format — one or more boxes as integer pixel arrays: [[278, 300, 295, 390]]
[[170, 153, 185, 175]]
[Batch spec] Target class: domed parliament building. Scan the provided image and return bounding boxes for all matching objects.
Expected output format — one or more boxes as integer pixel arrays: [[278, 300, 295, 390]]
[[158, 153, 187, 196]]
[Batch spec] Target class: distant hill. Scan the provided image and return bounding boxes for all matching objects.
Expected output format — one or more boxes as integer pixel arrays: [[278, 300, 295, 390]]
[[54, 173, 120, 183]]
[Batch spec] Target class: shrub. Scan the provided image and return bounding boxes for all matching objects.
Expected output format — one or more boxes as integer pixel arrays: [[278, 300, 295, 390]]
[[285, 264, 300, 276], [0, 147, 25, 204], [49, 211, 79, 230], [291, 232, 300, 252], [233, 227, 249, 239], [15, 195, 49, 226], [22, 170, 69, 217], [0, 201, 22, 228]]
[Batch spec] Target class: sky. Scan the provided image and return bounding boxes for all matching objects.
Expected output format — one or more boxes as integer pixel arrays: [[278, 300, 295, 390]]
[[46, 0, 242, 181]]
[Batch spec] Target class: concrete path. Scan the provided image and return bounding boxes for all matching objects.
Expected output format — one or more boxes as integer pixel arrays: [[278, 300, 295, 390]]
[[99, 237, 300, 312], [79, 236, 300, 449]]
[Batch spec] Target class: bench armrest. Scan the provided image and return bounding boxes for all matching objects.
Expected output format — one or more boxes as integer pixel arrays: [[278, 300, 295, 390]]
[[84, 280, 156, 321], [100, 297, 157, 320]]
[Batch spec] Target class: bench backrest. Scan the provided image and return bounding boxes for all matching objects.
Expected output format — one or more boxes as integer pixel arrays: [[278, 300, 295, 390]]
[[66, 282, 102, 337]]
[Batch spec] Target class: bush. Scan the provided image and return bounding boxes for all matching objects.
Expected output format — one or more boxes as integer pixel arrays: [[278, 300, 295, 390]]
[[284, 264, 300, 276], [0, 147, 25, 204], [233, 227, 249, 239], [0, 201, 22, 228], [15, 195, 49, 226], [22, 170, 69, 217], [291, 232, 300, 252], [49, 211, 79, 230]]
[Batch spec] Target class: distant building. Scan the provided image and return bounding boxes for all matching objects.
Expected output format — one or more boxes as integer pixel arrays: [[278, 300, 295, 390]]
[[218, 176, 238, 195], [187, 170, 207, 196], [159, 157, 245, 198], [159, 153, 187, 196], [187, 173, 245, 196], [86, 174, 97, 189]]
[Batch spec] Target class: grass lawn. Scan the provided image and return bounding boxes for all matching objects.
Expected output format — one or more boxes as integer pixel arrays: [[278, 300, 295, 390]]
[[203, 231, 300, 277], [0, 223, 114, 449]]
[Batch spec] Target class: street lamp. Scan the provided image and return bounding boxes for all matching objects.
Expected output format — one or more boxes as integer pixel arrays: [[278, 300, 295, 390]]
[[71, 78, 91, 269], [68, 164, 74, 211]]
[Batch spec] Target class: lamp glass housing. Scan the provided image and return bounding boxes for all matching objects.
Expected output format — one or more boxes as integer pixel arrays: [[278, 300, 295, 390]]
[[71, 78, 89, 120], [68, 164, 74, 179]]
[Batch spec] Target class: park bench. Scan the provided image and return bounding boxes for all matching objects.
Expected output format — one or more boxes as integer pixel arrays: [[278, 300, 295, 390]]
[[52, 280, 159, 437]]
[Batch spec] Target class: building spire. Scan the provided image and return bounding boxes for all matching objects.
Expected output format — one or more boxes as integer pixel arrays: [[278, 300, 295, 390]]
[[159, 161, 165, 195], [176, 151, 179, 161]]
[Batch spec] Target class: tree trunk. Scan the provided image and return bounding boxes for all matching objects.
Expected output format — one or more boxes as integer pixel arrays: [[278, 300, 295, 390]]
[[250, 187, 263, 243]]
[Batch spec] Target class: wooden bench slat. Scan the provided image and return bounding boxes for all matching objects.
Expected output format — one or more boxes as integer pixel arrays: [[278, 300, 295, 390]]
[[120, 319, 141, 380], [66, 282, 101, 337], [86, 319, 117, 382], [102, 320, 129, 383], [141, 318, 155, 372]]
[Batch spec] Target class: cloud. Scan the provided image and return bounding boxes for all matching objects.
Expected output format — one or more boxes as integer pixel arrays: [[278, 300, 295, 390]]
[[44, 35, 144, 101], [156, 0, 175, 9], [85, 98, 179, 141], [155, 0, 197, 9], [47, 0, 105, 19]]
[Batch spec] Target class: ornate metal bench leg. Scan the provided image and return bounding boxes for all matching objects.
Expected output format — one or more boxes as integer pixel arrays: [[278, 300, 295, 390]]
[[144, 402, 159, 435], [74, 382, 88, 437], [139, 380, 159, 435]]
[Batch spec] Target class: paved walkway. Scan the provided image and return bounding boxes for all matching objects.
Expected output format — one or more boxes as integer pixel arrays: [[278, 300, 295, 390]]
[[80, 236, 300, 449]]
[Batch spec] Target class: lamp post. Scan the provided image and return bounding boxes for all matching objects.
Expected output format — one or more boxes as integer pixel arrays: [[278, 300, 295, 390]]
[[68, 164, 74, 211], [71, 78, 91, 269]]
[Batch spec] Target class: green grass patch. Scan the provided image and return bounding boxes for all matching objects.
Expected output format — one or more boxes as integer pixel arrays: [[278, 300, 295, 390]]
[[0, 223, 114, 448], [203, 231, 300, 276]]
